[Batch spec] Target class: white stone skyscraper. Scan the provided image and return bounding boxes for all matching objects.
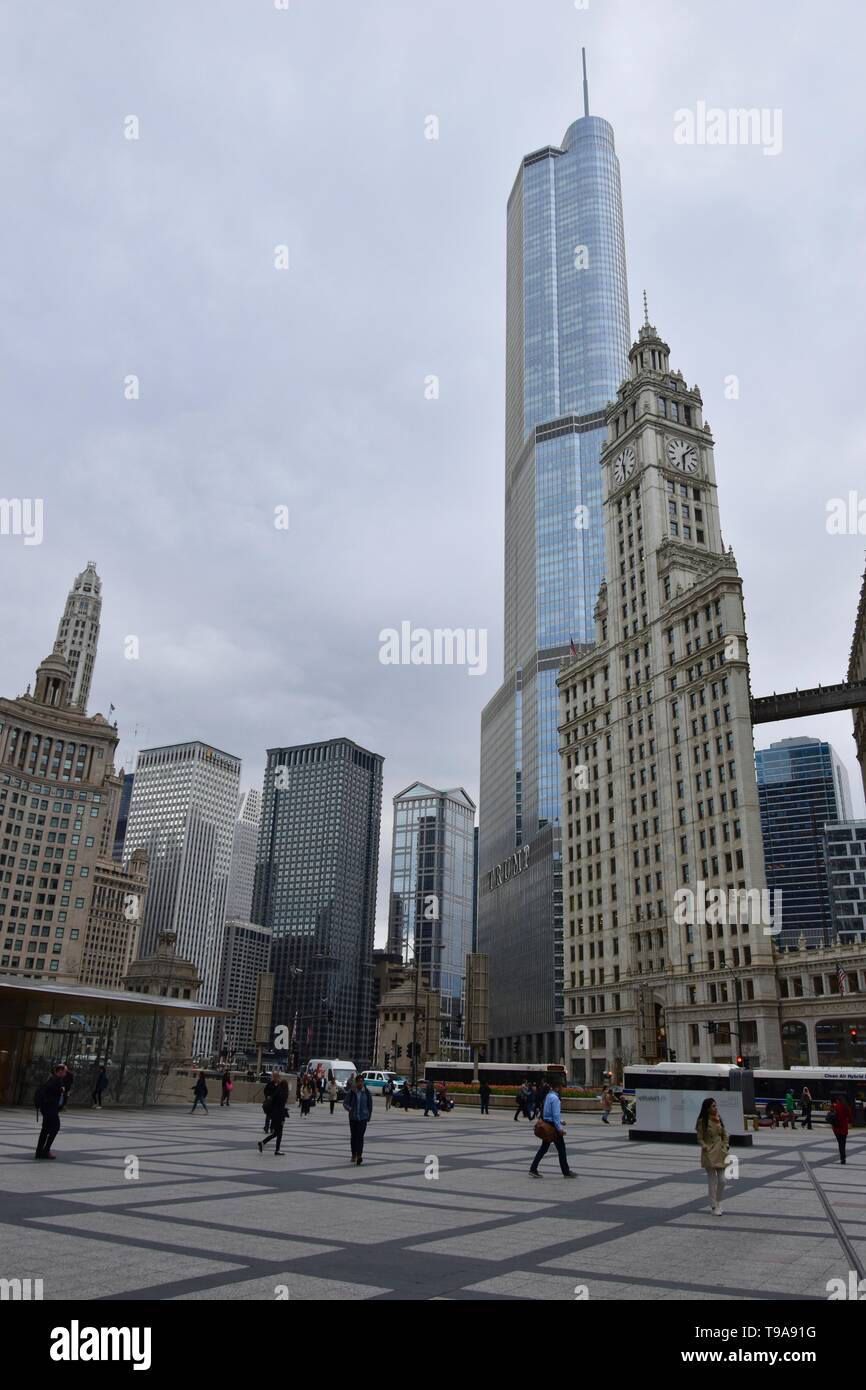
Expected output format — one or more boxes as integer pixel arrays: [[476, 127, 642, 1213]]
[[124, 741, 241, 1051], [557, 314, 783, 1081], [225, 787, 262, 922], [54, 561, 102, 713]]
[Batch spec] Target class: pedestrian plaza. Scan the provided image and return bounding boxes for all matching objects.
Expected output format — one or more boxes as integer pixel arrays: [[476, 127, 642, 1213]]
[[1, 1104, 863, 1300]]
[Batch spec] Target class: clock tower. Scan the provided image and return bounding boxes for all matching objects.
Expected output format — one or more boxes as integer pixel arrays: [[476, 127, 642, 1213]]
[[556, 309, 783, 1080]]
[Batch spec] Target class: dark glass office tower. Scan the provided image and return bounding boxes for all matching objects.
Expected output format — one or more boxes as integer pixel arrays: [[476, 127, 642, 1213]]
[[253, 738, 383, 1066], [478, 72, 631, 1063], [756, 737, 853, 948]]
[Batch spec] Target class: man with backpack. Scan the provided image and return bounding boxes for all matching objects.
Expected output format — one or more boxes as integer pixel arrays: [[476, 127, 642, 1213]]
[[34, 1063, 67, 1160]]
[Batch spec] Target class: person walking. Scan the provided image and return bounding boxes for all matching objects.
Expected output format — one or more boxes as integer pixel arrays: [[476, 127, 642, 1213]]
[[783, 1089, 797, 1130], [90, 1065, 109, 1109], [423, 1078, 439, 1118], [513, 1080, 529, 1122], [384, 1078, 395, 1112], [300, 1076, 315, 1117], [190, 1071, 209, 1114], [34, 1064, 67, 1160], [696, 1098, 729, 1215], [830, 1093, 853, 1165], [600, 1086, 614, 1124], [344, 1073, 373, 1165], [258, 1075, 289, 1155], [529, 1077, 576, 1179], [262, 1069, 279, 1133], [479, 1078, 491, 1115], [401, 1079, 413, 1113], [328, 1075, 338, 1115], [295, 1072, 302, 1109], [800, 1086, 813, 1131], [220, 1070, 234, 1107]]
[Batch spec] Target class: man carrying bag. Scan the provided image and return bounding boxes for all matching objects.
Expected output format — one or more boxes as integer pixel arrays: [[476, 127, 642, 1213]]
[[528, 1077, 577, 1180]]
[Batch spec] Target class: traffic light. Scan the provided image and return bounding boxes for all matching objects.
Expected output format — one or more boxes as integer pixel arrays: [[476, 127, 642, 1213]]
[[384, 1052, 391, 1070], [668, 1050, 677, 1063], [706, 1021, 717, 1034], [396, 1044, 402, 1059], [736, 1055, 744, 1067], [850, 1028, 859, 1041]]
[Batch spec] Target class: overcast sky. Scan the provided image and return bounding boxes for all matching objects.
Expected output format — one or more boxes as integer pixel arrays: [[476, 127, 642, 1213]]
[[2, 0, 865, 940]]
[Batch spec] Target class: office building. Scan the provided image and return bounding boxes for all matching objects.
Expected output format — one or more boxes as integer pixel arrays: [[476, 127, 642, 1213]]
[[478, 65, 631, 1063], [123, 741, 240, 1051], [253, 738, 383, 1066], [0, 644, 125, 983], [78, 847, 148, 991], [825, 821, 866, 942], [112, 772, 134, 862], [53, 561, 102, 713], [756, 737, 853, 947], [225, 787, 261, 922], [849, 558, 866, 802], [387, 782, 476, 1058], [216, 917, 273, 1058], [557, 315, 784, 1080]]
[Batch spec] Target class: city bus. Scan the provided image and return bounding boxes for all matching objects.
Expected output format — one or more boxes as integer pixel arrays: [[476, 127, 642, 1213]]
[[423, 1061, 568, 1089], [754, 1067, 866, 1123], [624, 1062, 754, 1145]]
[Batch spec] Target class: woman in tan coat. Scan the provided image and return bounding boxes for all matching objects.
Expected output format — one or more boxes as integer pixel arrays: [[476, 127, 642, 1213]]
[[696, 1097, 729, 1215]]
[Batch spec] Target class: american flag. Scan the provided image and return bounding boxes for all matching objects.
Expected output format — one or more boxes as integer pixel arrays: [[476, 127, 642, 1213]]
[[838, 963, 848, 996]]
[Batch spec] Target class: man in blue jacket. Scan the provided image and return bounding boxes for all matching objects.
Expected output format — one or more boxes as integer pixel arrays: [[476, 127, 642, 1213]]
[[528, 1078, 577, 1179], [344, 1074, 374, 1165]]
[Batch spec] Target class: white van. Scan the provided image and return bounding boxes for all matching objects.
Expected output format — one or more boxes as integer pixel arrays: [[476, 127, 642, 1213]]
[[305, 1059, 356, 1093]]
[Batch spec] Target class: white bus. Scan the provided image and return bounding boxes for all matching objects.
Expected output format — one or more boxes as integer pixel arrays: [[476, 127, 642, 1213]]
[[754, 1067, 866, 1120], [624, 1062, 754, 1146]]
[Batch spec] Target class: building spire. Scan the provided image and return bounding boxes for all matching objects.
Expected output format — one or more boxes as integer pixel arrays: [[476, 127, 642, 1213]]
[[643, 289, 649, 327], [581, 47, 590, 117]]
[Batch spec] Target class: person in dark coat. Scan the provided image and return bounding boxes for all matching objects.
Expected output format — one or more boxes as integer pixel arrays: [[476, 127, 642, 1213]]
[[479, 1078, 491, 1115], [344, 1074, 373, 1164], [401, 1080, 412, 1112], [220, 1070, 233, 1107], [800, 1086, 813, 1131], [262, 1070, 279, 1133], [830, 1094, 853, 1165], [91, 1066, 109, 1108], [35, 1065, 67, 1159], [423, 1078, 439, 1118], [258, 1076, 289, 1155], [190, 1071, 209, 1114]]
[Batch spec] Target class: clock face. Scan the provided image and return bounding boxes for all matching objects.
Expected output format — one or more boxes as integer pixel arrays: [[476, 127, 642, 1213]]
[[613, 445, 636, 485], [666, 438, 699, 473]]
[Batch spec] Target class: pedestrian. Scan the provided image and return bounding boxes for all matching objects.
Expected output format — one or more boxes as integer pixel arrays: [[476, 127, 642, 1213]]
[[423, 1078, 439, 1118], [328, 1074, 338, 1114], [220, 1070, 233, 1107], [258, 1074, 289, 1155], [300, 1076, 314, 1116], [618, 1091, 632, 1124], [262, 1069, 279, 1133], [830, 1093, 853, 1165], [783, 1089, 797, 1130], [800, 1086, 813, 1131], [90, 1065, 109, 1109], [479, 1078, 491, 1115], [528, 1076, 576, 1179], [513, 1080, 529, 1122], [696, 1098, 729, 1215], [344, 1073, 373, 1165], [295, 1072, 302, 1109], [34, 1064, 67, 1160], [437, 1081, 450, 1113], [190, 1071, 209, 1114], [401, 1079, 413, 1113], [318, 1073, 327, 1105], [384, 1078, 394, 1111], [601, 1086, 614, 1124], [58, 1063, 74, 1109]]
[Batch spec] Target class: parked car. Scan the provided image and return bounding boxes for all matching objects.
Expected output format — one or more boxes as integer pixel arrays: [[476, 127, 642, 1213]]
[[397, 1084, 454, 1111], [358, 1070, 405, 1093]]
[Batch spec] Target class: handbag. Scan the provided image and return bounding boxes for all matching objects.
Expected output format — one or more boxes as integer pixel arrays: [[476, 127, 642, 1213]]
[[534, 1118, 558, 1143]]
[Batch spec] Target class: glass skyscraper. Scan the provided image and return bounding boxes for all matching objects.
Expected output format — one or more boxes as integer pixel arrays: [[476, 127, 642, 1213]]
[[386, 782, 476, 1058], [756, 737, 853, 947], [478, 87, 631, 1061], [253, 738, 383, 1066]]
